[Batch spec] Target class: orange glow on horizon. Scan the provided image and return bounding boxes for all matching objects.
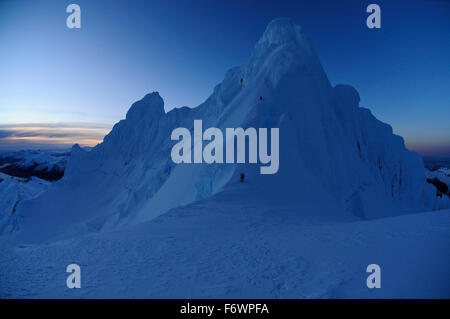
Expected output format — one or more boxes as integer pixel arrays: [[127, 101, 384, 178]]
[[3, 136, 103, 147], [0, 122, 111, 149]]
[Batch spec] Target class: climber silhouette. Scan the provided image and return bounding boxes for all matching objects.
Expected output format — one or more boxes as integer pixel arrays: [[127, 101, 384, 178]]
[[240, 173, 245, 183]]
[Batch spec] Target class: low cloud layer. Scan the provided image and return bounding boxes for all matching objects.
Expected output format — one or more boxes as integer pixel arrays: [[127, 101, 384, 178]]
[[0, 122, 112, 150]]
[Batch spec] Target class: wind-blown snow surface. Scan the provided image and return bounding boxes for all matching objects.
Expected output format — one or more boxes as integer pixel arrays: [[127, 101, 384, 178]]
[[0, 18, 449, 298], [1, 189, 449, 298], [0, 177, 50, 236]]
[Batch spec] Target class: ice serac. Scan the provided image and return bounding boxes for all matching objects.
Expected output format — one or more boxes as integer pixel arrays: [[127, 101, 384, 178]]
[[8, 18, 447, 243]]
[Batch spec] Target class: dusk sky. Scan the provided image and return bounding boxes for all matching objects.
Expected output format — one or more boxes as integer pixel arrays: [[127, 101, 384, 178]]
[[0, 0, 449, 156]]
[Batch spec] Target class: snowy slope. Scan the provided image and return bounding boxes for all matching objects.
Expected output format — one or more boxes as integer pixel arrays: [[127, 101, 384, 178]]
[[1, 186, 449, 298], [0, 177, 50, 235]]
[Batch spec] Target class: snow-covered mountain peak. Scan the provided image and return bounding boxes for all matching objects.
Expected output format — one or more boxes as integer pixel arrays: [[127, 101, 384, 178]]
[[257, 18, 306, 47], [245, 18, 327, 91], [253, 18, 314, 57], [334, 84, 361, 108], [4, 19, 448, 244], [125, 91, 165, 122], [71, 143, 83, 153]]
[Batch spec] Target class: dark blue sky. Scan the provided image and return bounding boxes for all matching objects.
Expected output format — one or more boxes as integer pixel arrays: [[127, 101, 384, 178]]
[[0, 0, 449, 155]]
